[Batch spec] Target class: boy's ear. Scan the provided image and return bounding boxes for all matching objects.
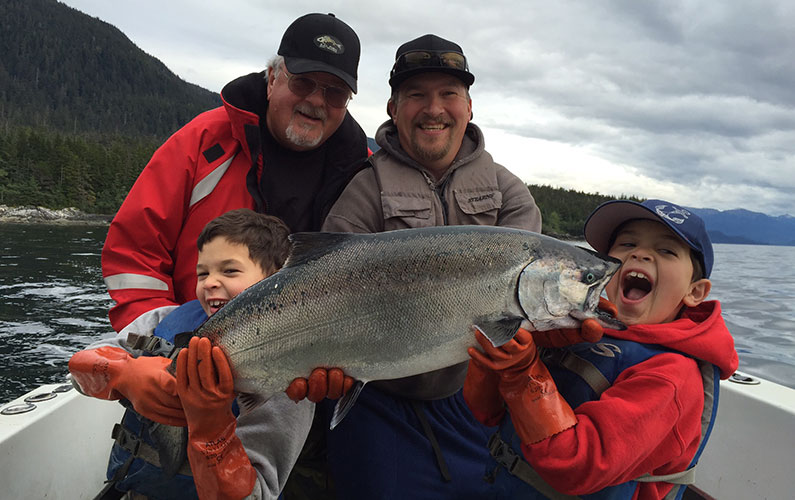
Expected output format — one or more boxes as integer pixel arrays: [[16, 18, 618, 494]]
[[683, 278, 711, 307]]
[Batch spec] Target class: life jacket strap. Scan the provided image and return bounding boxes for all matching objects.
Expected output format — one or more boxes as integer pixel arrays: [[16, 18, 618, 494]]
[[125, 333, 177, 358], [126, 331, 193, 359], [487, 433, 581, 500], [111, 423, 193, 476], [409, 400, 452, 482], [92, 452, 134, 500], [543, 348, 610, 396], [635, 467, 696, 485]]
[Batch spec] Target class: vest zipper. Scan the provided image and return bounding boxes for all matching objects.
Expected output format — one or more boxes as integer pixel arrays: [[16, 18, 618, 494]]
[[422, 171, 451, 225]]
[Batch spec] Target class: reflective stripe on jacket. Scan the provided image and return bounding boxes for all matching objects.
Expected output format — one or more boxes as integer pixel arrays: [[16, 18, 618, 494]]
[[103, 72, 368, 335]]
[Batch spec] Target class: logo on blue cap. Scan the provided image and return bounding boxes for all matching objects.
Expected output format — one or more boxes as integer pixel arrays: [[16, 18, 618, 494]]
[[653, 204, 691, 225], [584, 198, 714, 278]]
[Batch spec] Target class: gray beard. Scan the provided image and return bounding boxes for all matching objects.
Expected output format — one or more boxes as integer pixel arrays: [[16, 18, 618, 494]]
[[285, 123, 323, 149]]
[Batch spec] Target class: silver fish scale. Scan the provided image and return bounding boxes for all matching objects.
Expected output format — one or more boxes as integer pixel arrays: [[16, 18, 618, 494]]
[[195, 226, 596, 401]]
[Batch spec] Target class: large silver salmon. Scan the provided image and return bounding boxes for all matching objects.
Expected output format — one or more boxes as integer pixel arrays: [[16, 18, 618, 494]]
[[194, 225, 622, 422]]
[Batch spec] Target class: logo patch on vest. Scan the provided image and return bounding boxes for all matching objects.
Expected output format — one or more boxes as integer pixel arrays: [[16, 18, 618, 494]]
[[654, 203, 691, 225], [314, 35, 344, 54], [467, 193, 495, 203], [590, 342, 622, 358]]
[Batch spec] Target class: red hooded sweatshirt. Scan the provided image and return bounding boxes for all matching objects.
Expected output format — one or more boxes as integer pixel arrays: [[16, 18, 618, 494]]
[[524, 300, 738, 499]]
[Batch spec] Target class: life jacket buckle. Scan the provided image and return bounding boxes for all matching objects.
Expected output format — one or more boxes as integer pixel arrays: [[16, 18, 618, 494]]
[[487, 433, 520, 473], [111, 423, 141, 457], [126, 333, 178, 358]]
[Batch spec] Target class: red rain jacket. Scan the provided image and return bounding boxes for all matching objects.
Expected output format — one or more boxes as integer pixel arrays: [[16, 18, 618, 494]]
[[102, 72, 368, 334]]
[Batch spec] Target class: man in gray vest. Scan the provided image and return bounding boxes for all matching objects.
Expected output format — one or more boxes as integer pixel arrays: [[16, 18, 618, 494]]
[[323, 33, 540, 234], [315, 33, 548, 498]]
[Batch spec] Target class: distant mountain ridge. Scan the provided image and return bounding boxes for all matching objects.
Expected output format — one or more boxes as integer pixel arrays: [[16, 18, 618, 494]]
[[1, 0, 791, 246], [0, 0, 220, 137], [688, 207, 795, 246]]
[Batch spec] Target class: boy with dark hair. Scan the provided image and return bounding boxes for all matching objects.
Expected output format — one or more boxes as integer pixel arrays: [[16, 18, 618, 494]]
[[70, 209, 329, 499], [196, 208, 292, 266], [464, 199, 739, 499]]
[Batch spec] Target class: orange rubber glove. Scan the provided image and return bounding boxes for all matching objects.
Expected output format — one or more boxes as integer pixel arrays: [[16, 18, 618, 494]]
[[68, 346, 186, 426], [469, 329, 577, 444], [463, 355, 505, 426], [176, 337, 256, 500], [285, 368, 355, 403], [531, 297, 618, 347]]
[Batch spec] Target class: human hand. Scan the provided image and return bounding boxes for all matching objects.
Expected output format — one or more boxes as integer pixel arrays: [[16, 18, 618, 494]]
[[467, 328, 539, 374], [176, 337, 257, 500], [530, 297, 618, 347], [463, 355, 505, 426], [468, 328, 576, 444], [176, 337, 235, 439], [68, 346, 185, 426], [286, 368, 355, 403]]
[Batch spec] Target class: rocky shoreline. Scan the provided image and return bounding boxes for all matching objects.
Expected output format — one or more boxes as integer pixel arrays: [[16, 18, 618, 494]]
[[0, 205, 112, 225]]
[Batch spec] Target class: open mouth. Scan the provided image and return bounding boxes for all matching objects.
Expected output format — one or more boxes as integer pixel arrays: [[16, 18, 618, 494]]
[[622, 271, 652, 301]]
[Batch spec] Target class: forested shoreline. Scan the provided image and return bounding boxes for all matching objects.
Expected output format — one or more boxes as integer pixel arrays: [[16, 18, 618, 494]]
[[0, 126, 161, 215], [0, 126, 637, 237]]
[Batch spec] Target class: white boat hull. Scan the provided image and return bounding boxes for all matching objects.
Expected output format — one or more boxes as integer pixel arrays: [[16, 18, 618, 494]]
[[0, 383, 124, 499], [691, 371, 795, 499], [1, 371, 793, 498]]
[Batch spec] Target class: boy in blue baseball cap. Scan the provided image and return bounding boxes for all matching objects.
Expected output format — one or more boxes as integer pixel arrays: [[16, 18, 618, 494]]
[[464, 199, 738, 499], [585, 199, 715, 325]]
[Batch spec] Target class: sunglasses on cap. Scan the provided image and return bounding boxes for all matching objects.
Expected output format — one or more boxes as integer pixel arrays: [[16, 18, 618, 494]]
[[391, 50, 468, 76], [280, 71, 352, 109]]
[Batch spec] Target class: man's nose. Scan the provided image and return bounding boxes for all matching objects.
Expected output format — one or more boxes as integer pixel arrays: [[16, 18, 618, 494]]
[[425, 94, 445, 115], [304, 87, 327, 107]]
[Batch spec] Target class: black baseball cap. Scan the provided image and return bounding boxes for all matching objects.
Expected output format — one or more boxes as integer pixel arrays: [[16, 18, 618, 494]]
[[389, 34, 475, 90], [278, 13, 360, 93]]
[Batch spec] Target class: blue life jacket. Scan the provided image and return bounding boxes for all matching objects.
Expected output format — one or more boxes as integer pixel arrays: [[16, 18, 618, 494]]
[[485, 337, 720, 500], [104, 300, 207, 500]]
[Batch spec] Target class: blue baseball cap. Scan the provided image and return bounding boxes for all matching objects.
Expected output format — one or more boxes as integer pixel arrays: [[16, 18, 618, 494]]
[[584, 199, 714, 278]]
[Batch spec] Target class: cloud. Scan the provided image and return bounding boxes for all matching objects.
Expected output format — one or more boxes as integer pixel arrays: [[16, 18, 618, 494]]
[[61, 0, 795, 216]]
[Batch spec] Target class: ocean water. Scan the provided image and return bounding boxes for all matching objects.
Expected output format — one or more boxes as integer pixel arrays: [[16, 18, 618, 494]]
[[1, 224, 793, 404], [708, 244, 795, 387]]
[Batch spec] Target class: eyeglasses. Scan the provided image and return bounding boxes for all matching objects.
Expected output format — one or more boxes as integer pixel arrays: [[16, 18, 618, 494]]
[[391, 50, 468, 77], [281, 71, 352, 109]]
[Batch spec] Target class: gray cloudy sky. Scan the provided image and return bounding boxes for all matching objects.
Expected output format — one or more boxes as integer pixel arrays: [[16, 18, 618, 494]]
[[61, 0, 795, 216]]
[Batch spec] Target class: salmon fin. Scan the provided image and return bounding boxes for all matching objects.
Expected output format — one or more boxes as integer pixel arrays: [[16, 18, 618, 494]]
[[285, 232, 360, 267], [237, 392, 268, 415], [474, 316, 524, 347], [329, 380, 366, 430]]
